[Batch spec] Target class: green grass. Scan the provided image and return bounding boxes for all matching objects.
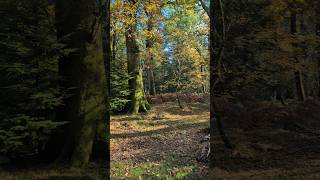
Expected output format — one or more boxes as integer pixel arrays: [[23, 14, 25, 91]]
[[111, 159, 201, 180]]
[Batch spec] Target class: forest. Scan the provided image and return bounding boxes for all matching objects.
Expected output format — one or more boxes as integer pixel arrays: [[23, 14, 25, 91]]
[[1, 0, 320, 179]]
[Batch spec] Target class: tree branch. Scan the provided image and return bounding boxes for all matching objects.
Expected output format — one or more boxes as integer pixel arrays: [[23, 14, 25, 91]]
[[199, 0, 209, 15]]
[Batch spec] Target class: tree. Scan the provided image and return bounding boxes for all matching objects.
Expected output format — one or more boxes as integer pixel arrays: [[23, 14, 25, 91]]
[[290, 8, 306, 101], [144, 0, 162, 96], [0, 0, 64, 159], [209, 0, 216, 168], [316, 1, 320, 97], [125, 0, 150, 114], [55, 0, 109, 167], [206, 0, 234, 167]]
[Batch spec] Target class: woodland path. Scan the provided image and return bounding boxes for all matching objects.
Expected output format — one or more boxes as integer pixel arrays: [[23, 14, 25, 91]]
[[110, 102, 210, 179]]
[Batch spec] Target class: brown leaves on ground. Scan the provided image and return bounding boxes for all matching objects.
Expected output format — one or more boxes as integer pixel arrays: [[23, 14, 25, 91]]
[[111, 98, 320, 179], [110, 102, 209, 179]]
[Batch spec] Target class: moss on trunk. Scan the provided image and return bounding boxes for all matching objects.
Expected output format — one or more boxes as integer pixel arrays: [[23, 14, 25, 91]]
[[55, 0, 108, 168], [125, 4, 150, 115], [131, 69, 151, 114]]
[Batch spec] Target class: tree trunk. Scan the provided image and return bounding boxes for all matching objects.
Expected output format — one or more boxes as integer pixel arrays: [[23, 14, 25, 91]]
[[151, 69, 156, 95], [291, 12, 306, 101], [209, 0, 233, 168], [201, 65, 206, 93], [145, 11, 157, 96], [316, 2, 320, 98], [55, 0, 108, 167], [111, 31, 117, 62], [91, 0, 110, 162], [125, 8, 150, 114], [209, 0, 216, 169]]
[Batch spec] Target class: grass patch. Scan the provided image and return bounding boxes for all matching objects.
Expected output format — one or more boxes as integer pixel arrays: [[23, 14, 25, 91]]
[[111, 159, 200, 180]]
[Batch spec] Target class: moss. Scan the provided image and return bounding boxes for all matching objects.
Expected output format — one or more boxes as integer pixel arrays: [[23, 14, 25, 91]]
[[55, 0, 109, 168], [131, 69, 151, 114]]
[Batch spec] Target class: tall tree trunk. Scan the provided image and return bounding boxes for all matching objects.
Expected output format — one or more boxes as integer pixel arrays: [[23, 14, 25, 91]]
[[209, 0, 216, 169], [291, 12, 306, 101], [209, 0, 233, 168], [316, 2, 320, 98], [55, 0, 108, 167], [145, 11, 157, 96], [201, 65, 206, 93], [151, 68, 156, 95], [125, 5, 150, 114], [111, 31, 117, 62], [91, 0, 110, 162]]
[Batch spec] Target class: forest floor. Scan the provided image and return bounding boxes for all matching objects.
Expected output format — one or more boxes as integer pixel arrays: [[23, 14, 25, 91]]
[[110, 102, 210, 179], [111, 98, 320, 180]]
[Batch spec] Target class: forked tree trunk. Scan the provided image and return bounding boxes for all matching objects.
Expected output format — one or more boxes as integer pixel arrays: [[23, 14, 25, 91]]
[[291, 12, 306, 101], [55, 0, 108, 167]]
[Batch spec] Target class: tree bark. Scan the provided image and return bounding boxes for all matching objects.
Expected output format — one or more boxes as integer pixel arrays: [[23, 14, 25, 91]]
[[209, 0, 216, 169], [316, 2, 320, 97], [55, 0, 108, 167], [125, 2, 150, 114], [111, 30, 117, 62], [201, 65, 207, 93], [209, 0, 233, 169], [91, 0, 110, 162], [291, 12, 306, 101], [145, 9, 157, 96]]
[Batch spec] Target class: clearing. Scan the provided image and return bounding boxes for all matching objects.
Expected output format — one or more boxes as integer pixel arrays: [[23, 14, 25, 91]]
[[111, 102, 210, 179], [111, 98, 320, 180]]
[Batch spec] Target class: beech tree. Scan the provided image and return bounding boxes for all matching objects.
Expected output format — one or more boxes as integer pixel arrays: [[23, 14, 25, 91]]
[[125, 0, 150, 114], [55, 0, 109, 167]]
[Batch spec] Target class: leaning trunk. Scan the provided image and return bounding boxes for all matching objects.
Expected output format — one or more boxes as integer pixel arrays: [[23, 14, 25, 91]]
[[55, 0, 108, 167]]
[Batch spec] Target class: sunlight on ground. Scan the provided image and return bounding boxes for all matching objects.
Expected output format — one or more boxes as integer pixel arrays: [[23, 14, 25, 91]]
[[110, 102, 209, 179]]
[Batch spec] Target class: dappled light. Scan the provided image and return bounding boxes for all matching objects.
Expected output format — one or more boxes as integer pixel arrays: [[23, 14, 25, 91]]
[[1, 0, 320, 179]]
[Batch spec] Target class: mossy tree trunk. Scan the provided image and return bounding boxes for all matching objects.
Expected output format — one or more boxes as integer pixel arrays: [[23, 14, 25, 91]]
[[125, 1, 150, 114], [55, 0, 108, 168], [91, 0, 110, 161]]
